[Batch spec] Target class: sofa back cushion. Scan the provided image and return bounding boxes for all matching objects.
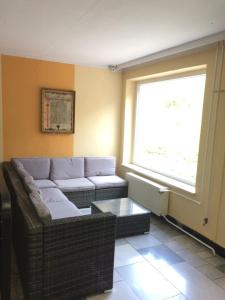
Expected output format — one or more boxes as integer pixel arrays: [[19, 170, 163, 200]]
[[12, 159, 24, 170], [12, 157, 51, 179], [30, 191, 51, 222], [50, 157, 84, 180], [11, 159, 32, 178], [23, 176, 40, 194], [84, 157, 116, 177]]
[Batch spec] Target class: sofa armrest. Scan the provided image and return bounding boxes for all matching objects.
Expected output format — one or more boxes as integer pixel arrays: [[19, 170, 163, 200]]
[[0, 164, 12, 300], [42, 212, 116, 299]]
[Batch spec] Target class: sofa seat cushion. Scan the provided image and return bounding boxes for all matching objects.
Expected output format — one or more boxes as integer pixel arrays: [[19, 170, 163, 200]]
[[53, 178, 95, 192], [84, 157, 116, 177], [12, 157, 51, 179], [88, 175, 128, 189], [34, 180, 57, 189], [50, 157, 84, 180], [41, 188, 81, 219]]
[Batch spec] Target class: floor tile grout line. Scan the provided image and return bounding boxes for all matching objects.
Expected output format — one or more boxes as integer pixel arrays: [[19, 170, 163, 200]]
[[12, 214, 225, 299], [115, 224, 205, 297], [141, 254, 185, 296], [115, 241, 183, 298], [124, 218, 225, 296], [124, 241, 186, 296], [115, 259, 180, 300]]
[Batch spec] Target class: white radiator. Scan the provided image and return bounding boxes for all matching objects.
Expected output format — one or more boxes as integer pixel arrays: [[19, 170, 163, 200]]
[[126, 172, 169, 216]]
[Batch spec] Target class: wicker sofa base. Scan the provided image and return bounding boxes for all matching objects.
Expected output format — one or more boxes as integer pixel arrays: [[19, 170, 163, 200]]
[[95, 186, 128, 201], [3, 163, 117, 300], [43, 214, 116, 299], [63, 190, 95, 208], [64, 187, 128, 208]]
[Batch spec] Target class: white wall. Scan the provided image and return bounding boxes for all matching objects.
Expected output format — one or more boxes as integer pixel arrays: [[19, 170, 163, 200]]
[[120, 44, 225, 248], [74, 65, 122, 158], [0, 55, 3, 162]]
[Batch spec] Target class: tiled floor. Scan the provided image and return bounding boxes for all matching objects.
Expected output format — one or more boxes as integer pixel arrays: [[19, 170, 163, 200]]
[[9, 213, 225, 300]]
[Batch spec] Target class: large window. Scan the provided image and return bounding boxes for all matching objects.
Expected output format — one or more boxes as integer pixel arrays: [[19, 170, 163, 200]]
[[133, 71, 206, 186]]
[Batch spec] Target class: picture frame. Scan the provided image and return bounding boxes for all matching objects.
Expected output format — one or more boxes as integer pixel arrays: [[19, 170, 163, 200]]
[[41, 88, 75, 133]]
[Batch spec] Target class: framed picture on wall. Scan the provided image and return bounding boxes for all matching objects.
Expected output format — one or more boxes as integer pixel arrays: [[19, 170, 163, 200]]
[[41, 88, 75, 133]]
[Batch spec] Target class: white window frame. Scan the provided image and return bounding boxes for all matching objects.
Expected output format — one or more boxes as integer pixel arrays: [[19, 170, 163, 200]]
[[131, 68, 206, 187]]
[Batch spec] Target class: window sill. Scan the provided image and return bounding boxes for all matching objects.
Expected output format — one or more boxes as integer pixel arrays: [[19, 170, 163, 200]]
[[122, 163, 196, 194]]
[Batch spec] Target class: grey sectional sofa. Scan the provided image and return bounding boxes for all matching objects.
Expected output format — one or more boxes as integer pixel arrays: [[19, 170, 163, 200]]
[[3, 156, 128, 299], [12, 156, 128, 211]]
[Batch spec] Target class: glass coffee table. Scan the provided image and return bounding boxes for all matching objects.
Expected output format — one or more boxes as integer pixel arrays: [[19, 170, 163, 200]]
[[91, 198, 151, 238]]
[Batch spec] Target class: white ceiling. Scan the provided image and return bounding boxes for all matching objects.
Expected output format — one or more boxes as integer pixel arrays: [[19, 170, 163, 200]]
[[0, 0, 225, 67]]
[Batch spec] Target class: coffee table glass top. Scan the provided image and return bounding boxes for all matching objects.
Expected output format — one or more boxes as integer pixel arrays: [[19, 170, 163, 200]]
[[92, 197, 150, 217]]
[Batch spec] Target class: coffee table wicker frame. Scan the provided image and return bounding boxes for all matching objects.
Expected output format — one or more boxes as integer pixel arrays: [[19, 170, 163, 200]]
[[92, 198, 150, 238]]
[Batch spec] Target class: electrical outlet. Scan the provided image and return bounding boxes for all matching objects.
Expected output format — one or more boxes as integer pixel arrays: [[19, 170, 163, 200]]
[[203, 218, 208, 226]]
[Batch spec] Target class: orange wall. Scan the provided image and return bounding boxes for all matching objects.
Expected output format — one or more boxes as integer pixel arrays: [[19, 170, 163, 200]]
[[2, 55, 75, 160]]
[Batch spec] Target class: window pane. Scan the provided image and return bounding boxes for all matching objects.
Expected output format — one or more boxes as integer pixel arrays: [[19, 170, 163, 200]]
[[133, 73, 206, 185]]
